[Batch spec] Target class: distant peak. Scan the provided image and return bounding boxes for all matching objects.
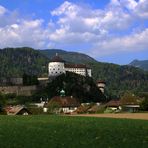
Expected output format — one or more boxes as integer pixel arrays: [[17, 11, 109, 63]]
[[129, 59, 139, 64], [133, 59, 139, 62]]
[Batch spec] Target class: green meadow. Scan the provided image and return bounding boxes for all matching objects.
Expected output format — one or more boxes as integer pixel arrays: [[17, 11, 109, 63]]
[[0, 115, 148, 148]]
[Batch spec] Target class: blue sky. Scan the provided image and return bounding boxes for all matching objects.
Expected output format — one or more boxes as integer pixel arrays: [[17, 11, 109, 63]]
[[0, 0, 148, 64]]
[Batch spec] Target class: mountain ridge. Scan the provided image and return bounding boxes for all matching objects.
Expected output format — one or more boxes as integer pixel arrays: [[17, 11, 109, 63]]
[[39, 49, 97, 64], [129, 59, 148, 71]]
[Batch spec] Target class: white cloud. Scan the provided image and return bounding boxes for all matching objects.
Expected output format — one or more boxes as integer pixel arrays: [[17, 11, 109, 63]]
[[121, 0, 148, 19], [0, 5, 19, 28], [91, 28, 148, 57], [51, 1, 104, 34], [0, 5, 7, 15], [100, 10, 132, 31], [135, 0, 148, 18], [0, 1, 147, 59], [51, 1, 79, 18], [49, 1, 147, 55], [0, 19, 49, 48], [121, 0, 137, 10], [0, 5, 52, 49], [50, 0, 135, 42]]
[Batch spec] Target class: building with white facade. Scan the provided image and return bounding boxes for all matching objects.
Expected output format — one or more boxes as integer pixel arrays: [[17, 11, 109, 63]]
[[65, 64, 91, 77], [96, 80, 106, 93], [48, 54, 91, 77], [48, 54, 65, 77]]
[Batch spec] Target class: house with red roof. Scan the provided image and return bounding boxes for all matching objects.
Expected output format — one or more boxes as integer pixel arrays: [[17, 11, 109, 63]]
[[46, 95, 80, 114], [5, 105, 31, 115]]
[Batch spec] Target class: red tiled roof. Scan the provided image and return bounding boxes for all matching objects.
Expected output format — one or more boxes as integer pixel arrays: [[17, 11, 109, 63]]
[[96, 80, 106, 84], [48, 96, 80, 107], [50, 55, 65, 62], [65, 64, 90, 69], [106, 100, 121, 107], [5, 106, 30, 115]]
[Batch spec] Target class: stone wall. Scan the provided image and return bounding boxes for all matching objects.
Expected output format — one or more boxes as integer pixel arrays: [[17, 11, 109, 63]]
[[0, 85, 38, 96], [0, 78, 23, 86]]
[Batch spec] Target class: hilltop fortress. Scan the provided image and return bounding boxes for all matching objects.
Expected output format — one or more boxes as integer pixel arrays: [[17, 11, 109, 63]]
[[0, 54, 92, 96], [48, 53, 92, 77]]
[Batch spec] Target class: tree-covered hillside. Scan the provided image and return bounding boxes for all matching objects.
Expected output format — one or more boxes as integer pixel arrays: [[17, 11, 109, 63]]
[[0, 47, 147, 94], [39, 49, 97, 64], [0, 47, 49, 77], [89, 62, 148, 95]]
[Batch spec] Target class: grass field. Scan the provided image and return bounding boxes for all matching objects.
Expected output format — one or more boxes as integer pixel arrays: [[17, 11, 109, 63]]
[[0, 115, 148, 148]]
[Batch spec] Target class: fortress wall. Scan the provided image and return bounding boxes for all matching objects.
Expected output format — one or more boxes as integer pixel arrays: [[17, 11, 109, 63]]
[[0, 85, 38, 96]]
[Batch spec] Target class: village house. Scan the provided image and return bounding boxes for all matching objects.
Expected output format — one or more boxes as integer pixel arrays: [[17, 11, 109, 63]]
[[46, 96, 80, 114], [106, 98, 141, 113], [120, 94, 141, 113], [105, 100, 122, 112], [5, 105, 31, 115], [122, 104, 140, 112]]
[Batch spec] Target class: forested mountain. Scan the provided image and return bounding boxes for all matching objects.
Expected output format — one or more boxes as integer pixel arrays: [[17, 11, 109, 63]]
[[0, 47, 148, 94], [0, 47, 49, 77], [89, 62, 148, 95], [129, 59, 148, 71], [39, 49, 97, 64]]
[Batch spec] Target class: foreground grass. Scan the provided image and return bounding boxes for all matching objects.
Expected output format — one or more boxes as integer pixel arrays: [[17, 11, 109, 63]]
[[0, 115, 148, 148]]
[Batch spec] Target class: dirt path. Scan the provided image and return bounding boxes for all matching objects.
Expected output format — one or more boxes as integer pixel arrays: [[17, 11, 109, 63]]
[[70, 113, 148, 120]]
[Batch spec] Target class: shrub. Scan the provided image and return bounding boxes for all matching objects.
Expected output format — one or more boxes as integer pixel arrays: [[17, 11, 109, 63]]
[[95, 105, 106, 113], [47, 102, 60, 114], [0, 106, 7, 115], [28, 107, 43, 115], [140, 99, 148, 111]]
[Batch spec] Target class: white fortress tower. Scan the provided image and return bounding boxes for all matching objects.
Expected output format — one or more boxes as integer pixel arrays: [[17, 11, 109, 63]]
[[96, 80, 106, 93], [48, 53, 65, 77], [48, 54, 92, 77]]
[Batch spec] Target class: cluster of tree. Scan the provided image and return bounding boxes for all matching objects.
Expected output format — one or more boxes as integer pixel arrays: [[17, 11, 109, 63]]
[[138, 92, 148, 111], [140, 99, 148, 111], [0, 93, 16, 114], [23, 73, 39, 85], [0, 93, 38, 107], [120, 92, 141, 105], [0, 47, 49, 78], [39, 72, 106, 103]]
